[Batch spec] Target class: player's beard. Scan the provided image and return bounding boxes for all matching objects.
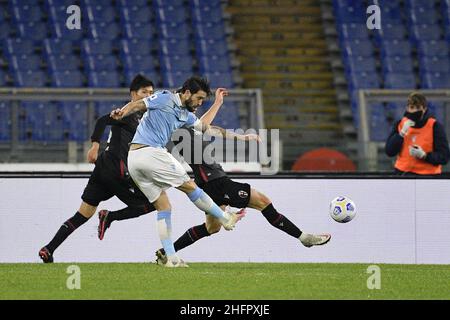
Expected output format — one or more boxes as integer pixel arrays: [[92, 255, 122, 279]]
[[185, 98, 197, 112]]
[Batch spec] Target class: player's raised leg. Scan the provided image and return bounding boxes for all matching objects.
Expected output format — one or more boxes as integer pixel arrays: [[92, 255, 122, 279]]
[[39, 201, 95, 262], [248, 188, 331, 247], [177, 180, 245, 231]]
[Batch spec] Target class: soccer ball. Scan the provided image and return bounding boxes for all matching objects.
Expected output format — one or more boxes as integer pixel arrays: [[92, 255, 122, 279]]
[[329, 196, 356, 223]]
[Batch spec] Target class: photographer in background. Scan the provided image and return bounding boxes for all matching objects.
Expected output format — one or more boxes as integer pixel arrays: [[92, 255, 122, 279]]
[[385, 92, 450, 175]]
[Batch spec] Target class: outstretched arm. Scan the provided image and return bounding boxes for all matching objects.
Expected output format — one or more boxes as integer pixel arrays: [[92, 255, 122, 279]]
[[110, 99, 146, 120], [199, 88, 228, 126], [202, 123, 261, 142]]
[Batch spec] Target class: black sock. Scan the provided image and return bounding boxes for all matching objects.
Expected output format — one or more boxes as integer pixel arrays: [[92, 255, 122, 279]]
[[160, 223, 211, 255], [261, 203, 302, 238], [45, 212, 89, 254], [108, 205, 152, 225]]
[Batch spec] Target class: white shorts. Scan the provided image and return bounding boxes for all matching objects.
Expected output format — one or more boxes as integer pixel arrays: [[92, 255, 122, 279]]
[[128, 146, 191, 203]]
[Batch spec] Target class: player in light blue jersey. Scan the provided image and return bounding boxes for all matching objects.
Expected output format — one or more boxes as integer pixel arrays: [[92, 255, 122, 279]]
[[111, 76, 245, 267]]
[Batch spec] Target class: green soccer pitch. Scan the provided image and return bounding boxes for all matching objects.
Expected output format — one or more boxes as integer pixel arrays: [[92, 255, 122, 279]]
[[1, 263, 449, 300]]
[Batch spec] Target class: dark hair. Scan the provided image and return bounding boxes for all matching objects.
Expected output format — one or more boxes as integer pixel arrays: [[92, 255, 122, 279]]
[[408, 92, 427, 109], [129, 74, 154, 92], [177, 76, 211, 96]]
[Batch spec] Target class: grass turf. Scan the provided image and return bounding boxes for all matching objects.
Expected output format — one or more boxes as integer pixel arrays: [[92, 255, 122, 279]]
[[1, 263, 449, 300]]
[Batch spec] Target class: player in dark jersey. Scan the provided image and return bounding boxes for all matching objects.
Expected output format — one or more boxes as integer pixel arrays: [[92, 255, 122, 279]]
[[154, 127, 331, 265], [38, 74, 155, 263]]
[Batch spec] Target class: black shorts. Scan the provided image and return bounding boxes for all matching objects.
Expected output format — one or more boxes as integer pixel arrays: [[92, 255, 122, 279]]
[[201, 177, 251, 209], [81, 154, 155, 212]]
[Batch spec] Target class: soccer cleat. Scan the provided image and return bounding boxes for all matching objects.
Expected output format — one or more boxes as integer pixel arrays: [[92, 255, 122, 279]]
[[299, 233, 331, 248], [38, 247, 54, 263], [97, 210, 111, 240], [155, 249, 168, 266], [165, 255, 189, 268], [222, 208, 246, 231]]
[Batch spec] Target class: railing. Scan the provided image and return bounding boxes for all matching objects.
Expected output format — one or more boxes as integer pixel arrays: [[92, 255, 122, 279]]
[[0, 87, 266, 164]]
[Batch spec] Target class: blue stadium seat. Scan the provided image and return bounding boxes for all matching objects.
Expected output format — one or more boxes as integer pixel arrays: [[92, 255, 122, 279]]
[[375, 1, 403, 24], [0, 5, 7, 22], [341, 39, 374, 57], [419, 56, 450, 73], [370, 104, 389, 142], [408, 6, 439, 25], [160, 55, 193, 73], [211, 102, 240, 128], [17, 22, 48, 41], [344, 55, 376, 73], [0, 102, 11, 141], [85, 5, 117, 23], [13, 70, 47, 87], [338, 23, 369, 40], [156, 7, 187, 24], [43, 39, 74, 55], [195, 39, 228, 56], [122, 22, 154, 39], [198, 55, 231, 73], [60, 102, 88, 142], [382, 55, 414, 73], [191, 4, 223, 24], [380, 40, 412, 57], [47, 54, 81, 71], [117, 0, 148, 7], [159, 22, 191, 40], [421, 72, 450, 88], [411, 24, 442, 43], [416, 40, 449, 57], [120, 5, 152, 23], [0, 70, 6, 86], [20, 102, 63, 142], [88, 71, 121, 87], [88, 22, 121, 40], [333, 2, 366, 23], [122, 55, 156, 74], [125, 71, 160, 86], [81, 39, 113, 55], [428, 101, 445, 121], [161, 71, 193, 88], [120, 39, 153, 56], [11, 4, 43, 22], [404, 0, 438, 8], [347, 72, 381, 90], [51, 70, 84, 87], [0, 22, 13, 39], [203, 72, 234, 88], [384, 73, 416, 89], [159, 39, 190, 56], [374, 23, 407, 41], [193, 22, 226, 40], [81, 0, 113, 7], [52, 22, 84, 40], [3, 38, 35, 55], [9, 54, 41, 71], [84, 55, 118, 71], [154, 0, 185, 7]]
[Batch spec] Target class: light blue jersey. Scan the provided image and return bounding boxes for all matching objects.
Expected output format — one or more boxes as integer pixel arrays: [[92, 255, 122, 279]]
[[132, 90, 200, 148]]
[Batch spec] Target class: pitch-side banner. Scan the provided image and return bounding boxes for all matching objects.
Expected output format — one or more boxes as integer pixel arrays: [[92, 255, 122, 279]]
[[1, 178, 449, 264]]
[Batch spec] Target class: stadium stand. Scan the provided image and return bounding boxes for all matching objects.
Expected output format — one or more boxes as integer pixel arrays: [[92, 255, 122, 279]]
[[333, 0, 450, 142], [0, 0, 239, 142]]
